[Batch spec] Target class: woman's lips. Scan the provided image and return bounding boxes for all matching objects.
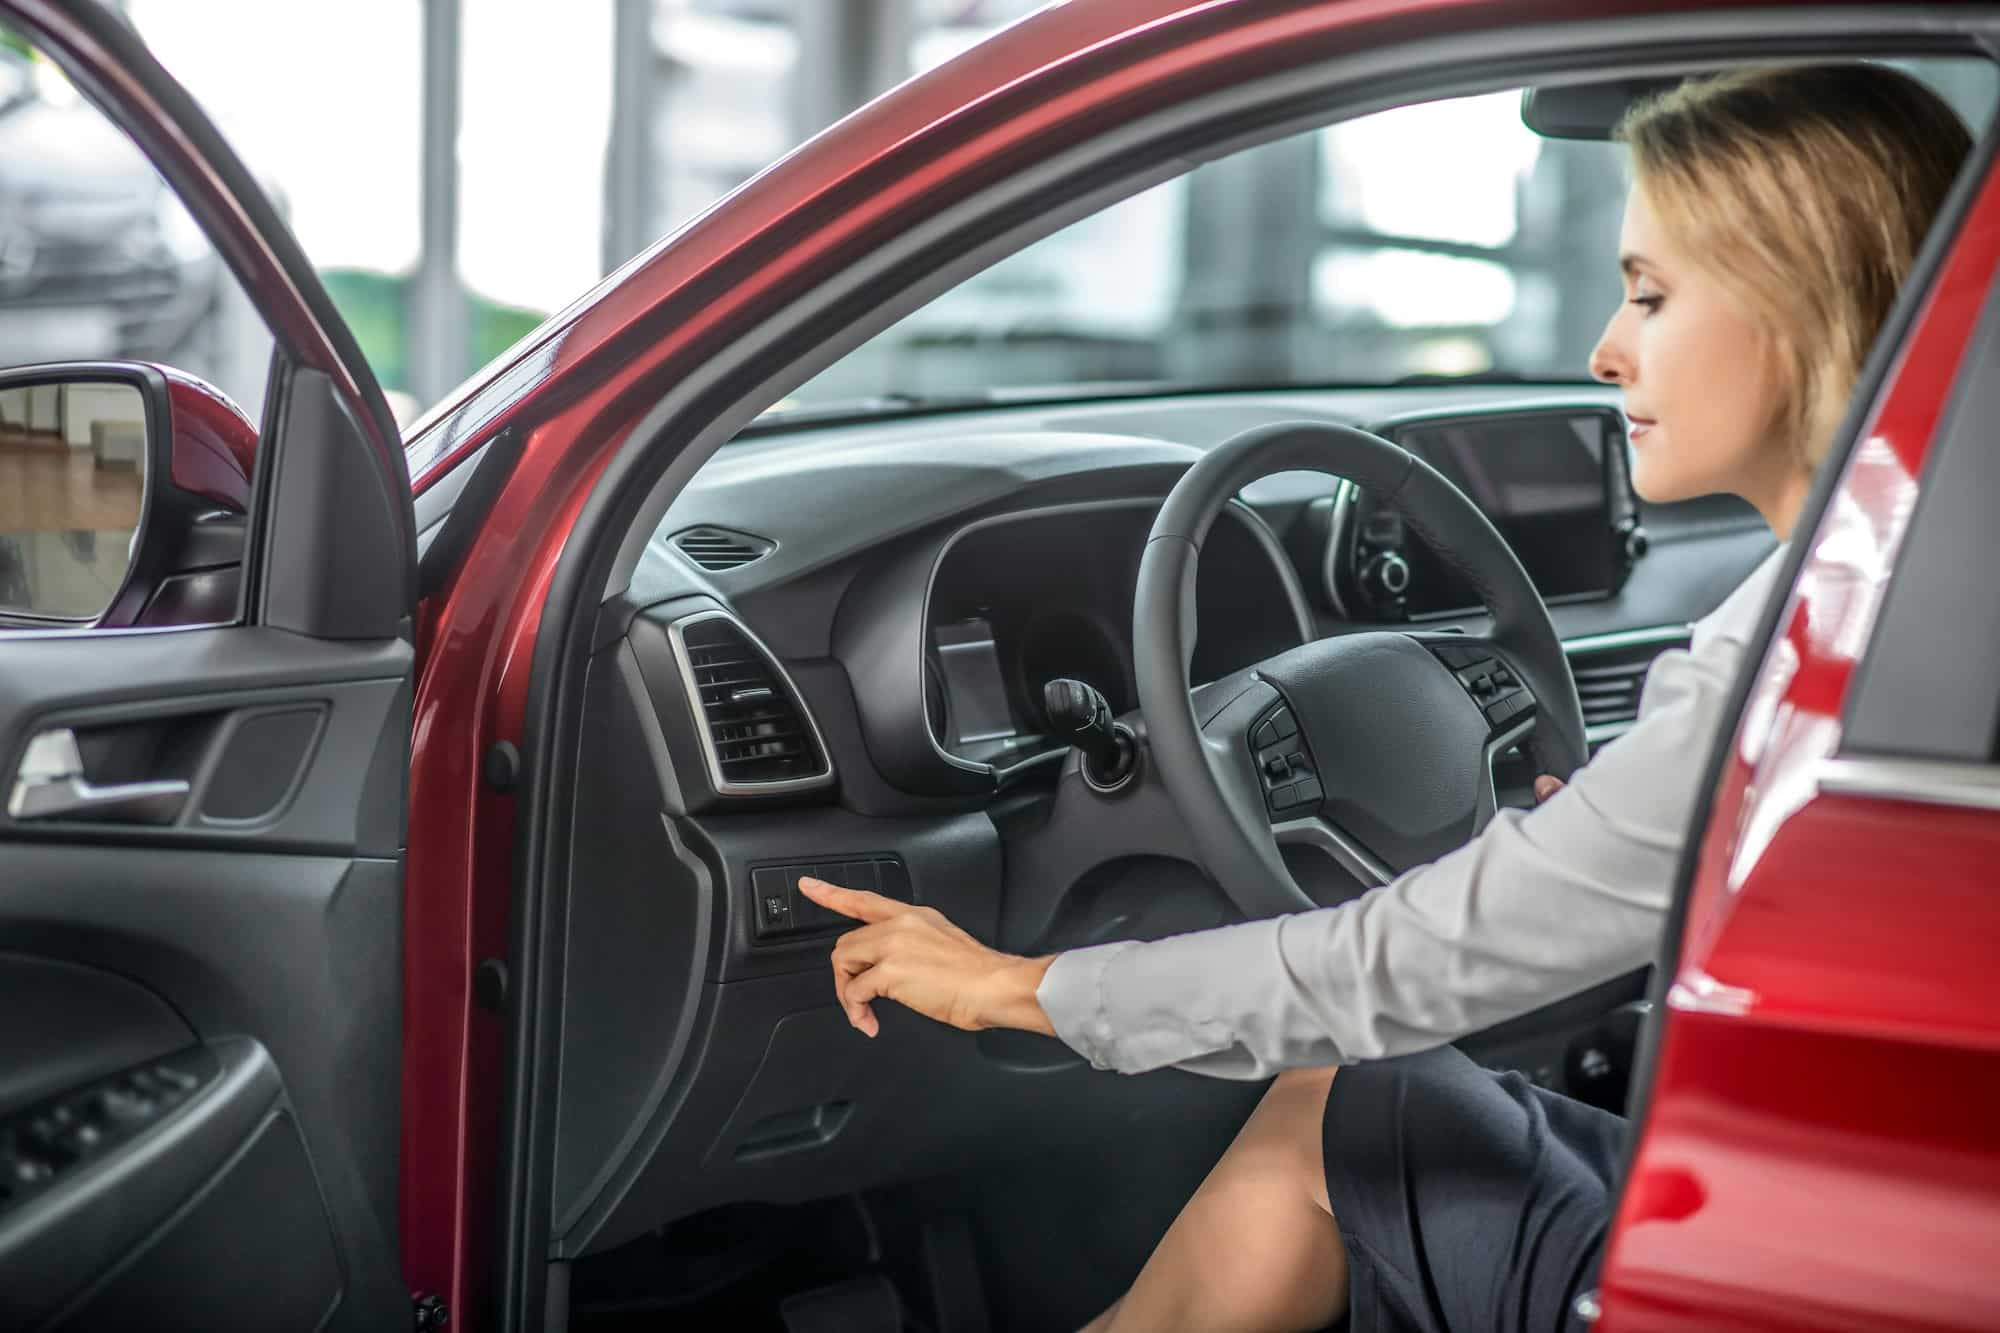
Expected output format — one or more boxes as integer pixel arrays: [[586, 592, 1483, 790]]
[[1627, 416, 1657, 441]]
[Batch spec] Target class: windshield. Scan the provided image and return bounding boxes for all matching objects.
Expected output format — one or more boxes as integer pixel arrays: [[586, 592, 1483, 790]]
[[783, 90, 1629, 413]]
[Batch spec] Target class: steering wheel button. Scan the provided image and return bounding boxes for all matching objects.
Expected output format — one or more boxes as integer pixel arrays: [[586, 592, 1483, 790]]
[[1253, 720, 1280, 750], [1267, 782, 1296, 809], [1290, 776, 1323, 806], [1271, 710, 1298, 740]]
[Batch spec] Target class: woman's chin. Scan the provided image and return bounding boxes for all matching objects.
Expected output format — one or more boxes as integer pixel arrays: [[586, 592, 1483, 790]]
[[1632, 455, 1703, 506]]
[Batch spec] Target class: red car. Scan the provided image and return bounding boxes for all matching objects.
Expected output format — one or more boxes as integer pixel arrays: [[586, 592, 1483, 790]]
[[1, 2, 1995, 1331]]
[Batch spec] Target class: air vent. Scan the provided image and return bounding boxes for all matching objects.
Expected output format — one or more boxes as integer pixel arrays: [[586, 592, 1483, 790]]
[[676, 615, 830, 790], [671, 526, 775, 572], [1572, 659, 1650, 731]]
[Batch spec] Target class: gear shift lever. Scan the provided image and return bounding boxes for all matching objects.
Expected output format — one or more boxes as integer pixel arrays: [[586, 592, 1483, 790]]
[[1043, 678, 1136, 791]]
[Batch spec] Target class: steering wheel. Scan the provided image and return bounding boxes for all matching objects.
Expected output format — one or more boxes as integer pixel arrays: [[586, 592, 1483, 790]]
[[1135, 421, 1588, 919]]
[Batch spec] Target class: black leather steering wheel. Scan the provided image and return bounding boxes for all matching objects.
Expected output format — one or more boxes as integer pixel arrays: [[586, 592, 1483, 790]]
[[1134, 421, 1588, 919]]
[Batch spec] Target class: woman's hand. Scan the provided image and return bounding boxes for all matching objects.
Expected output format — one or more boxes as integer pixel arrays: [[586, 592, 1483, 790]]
[[796, 876, 1058, 1039], [1534, 775, 1565, 802]]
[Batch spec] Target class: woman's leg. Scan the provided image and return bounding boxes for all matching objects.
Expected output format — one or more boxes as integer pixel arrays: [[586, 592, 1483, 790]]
[[1080, 1067, 1347, 1333]]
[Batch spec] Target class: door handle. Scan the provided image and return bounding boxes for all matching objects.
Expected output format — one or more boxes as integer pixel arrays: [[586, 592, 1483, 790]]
[[7, 728, 190, 824]]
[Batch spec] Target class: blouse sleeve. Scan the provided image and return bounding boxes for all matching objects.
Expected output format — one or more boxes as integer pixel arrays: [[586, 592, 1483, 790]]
[[1035, 551, 1783, 1079]]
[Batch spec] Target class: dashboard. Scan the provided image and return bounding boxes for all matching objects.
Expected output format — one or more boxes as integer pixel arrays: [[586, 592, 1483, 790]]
[[542, 383, 1776, 1260]]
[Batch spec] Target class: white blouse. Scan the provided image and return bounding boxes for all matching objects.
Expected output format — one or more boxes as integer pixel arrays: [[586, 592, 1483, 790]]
[[1036, 547, 1787, 1079]]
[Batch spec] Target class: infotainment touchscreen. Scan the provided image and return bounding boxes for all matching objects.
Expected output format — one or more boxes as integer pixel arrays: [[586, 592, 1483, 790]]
[[1355, 409, 1632, 619]]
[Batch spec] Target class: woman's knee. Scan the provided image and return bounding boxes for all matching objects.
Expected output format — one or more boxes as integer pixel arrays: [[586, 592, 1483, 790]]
[[1262, 1065, 1338, 1131], [1241, 1066, 1338, 1214], [1269, 1065, 1338, 1099]]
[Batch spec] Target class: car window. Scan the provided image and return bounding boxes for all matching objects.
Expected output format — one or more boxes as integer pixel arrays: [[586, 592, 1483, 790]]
[[0, 29, 272, 630], [1843, 266, 2000, 765], [785, 59, 1998, 415]]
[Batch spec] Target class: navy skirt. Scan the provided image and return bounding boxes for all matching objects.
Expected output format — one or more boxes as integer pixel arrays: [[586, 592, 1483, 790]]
[[1321, 1045, 1623, 1333]]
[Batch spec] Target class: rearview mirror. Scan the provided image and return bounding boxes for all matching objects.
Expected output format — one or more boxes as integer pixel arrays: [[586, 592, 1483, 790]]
[[0, 361, 258, 629], [1520, 77, 1684, 140]]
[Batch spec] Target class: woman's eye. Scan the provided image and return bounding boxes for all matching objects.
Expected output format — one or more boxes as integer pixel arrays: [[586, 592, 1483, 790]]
[[1629, 294, 1664, 313]]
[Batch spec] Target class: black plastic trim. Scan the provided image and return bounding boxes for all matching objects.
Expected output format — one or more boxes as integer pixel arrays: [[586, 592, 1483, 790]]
[[419, 428, 523, 602], [260, 369, 415, 640]]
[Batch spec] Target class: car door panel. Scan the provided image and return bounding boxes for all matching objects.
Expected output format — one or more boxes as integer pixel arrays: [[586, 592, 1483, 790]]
[[0, 650, 408, 1312], [0, 632, 410, 1331]]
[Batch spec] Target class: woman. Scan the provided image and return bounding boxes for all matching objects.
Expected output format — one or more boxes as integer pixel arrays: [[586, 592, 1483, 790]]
[[798, 65, 1973, 1332]]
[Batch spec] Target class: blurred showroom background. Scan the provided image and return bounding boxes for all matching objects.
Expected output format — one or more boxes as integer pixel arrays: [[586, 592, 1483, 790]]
[[3, 1, 1994, 436]]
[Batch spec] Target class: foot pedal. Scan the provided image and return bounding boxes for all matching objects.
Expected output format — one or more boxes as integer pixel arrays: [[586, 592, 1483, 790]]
[[779, 1273, 904, 1332], [920, 1213, 990, 1333]]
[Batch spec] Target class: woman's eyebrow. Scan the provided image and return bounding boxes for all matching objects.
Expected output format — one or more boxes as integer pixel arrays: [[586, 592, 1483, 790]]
[[1620, 252, 1654, 277]]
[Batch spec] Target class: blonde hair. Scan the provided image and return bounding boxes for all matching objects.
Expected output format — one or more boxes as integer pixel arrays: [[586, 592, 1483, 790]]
[[1617, 64, 1972, 467]]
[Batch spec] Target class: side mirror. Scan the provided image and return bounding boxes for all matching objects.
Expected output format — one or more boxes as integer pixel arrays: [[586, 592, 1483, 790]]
[[0, 361, 258, 630]]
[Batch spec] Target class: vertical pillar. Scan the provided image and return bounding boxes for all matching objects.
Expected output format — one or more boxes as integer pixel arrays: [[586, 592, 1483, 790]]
[[410, 0, 466, 410], [789, 0, 914, 146], [1169, 133, 1321, 383], [603, 0, 656, 275]]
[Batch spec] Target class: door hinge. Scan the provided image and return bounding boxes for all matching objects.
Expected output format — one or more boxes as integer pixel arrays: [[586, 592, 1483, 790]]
[[413, 1292, 450, 1329]]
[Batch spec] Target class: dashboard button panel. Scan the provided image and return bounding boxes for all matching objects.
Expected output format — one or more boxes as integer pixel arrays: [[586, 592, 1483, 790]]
[[749, 856, 913, 941]]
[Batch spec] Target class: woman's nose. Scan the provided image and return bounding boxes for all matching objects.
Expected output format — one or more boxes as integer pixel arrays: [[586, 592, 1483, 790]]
[[1589, 313, 1630, 386]]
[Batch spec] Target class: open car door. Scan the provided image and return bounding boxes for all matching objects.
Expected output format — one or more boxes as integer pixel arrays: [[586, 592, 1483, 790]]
[[0, 6, 415, 1330]]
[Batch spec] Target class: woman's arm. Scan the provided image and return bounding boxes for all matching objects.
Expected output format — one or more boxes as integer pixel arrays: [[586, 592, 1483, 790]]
[[795, 878, 1059, 1038], [803, 551, 1782, 1075]]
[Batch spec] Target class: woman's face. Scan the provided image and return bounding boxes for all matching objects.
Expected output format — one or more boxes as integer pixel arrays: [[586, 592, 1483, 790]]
[[1589, 186, 1794, 515]]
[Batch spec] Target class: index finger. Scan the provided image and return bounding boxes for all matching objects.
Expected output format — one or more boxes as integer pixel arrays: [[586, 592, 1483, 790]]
[[796, 876, 905, 924]]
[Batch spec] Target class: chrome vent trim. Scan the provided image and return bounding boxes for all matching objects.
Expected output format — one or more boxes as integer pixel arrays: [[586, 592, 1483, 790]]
[[670, 525, 776, 572], [665, 610, 833, 795]]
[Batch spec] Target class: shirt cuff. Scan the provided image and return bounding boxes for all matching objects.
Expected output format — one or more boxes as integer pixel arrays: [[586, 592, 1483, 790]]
[[1035, 940, 1139, 1071]]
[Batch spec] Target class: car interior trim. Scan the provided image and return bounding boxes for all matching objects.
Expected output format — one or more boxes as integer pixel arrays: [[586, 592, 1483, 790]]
[[1271, 815, 1392, 887], [662, 608, 836, 796], [1815, 756, 2000, 815]]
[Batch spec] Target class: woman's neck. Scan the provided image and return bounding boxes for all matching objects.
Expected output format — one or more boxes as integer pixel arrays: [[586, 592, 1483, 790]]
[[1747, 464, 1814, 541]]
